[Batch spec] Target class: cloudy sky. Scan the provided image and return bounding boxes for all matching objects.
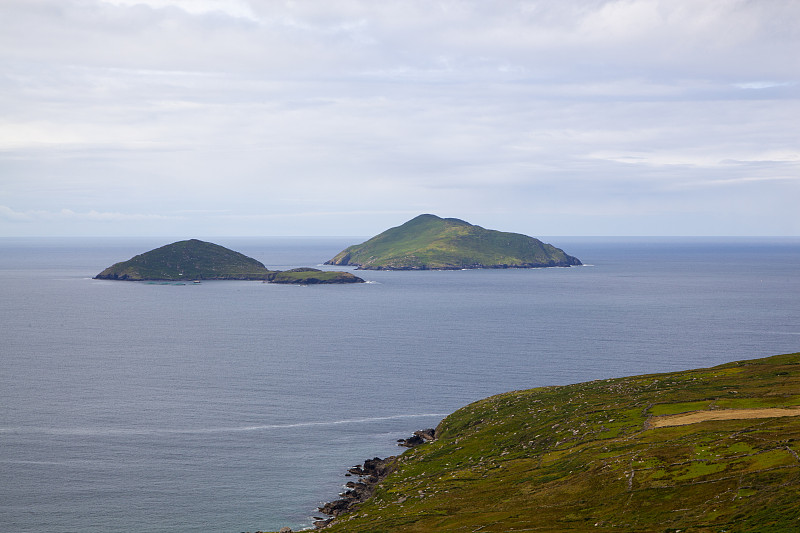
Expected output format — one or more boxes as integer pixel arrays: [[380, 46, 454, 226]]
[[1, 0, 798, 237]]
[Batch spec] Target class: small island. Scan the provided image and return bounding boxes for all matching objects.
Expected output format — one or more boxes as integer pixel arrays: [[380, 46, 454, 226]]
[[94, 239, 364, 284], [325, 214, 581, 270]]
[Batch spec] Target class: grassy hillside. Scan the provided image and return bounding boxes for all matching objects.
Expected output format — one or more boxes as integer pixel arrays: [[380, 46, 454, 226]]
[[271, 268, 364, 284], [326, 214, 581, 270], [94, 239, 272, 280], [316, 352, 800, 532]]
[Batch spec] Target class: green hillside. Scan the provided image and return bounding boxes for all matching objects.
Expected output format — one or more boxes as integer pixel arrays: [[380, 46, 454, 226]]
[[271, 268, 364, 285], [95, 239, 271, 280], [312, 352, 800, 532], [325, 214, 581, 270], [94, 239, 363, 284]]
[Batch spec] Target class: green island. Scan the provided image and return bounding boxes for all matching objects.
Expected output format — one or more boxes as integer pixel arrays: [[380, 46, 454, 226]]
[[93, 239, 364, 284], [325, 214, 581, 270], [290, 352, 800, 532]]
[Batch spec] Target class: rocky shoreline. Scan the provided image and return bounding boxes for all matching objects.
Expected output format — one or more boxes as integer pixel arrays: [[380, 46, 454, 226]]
[[312, 428, 437, 529]]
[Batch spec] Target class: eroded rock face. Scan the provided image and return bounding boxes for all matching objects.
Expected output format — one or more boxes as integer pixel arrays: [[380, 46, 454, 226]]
[[317, 456, 395, 525], [316, 429, 438, 528], [397, 428, 436, 448]]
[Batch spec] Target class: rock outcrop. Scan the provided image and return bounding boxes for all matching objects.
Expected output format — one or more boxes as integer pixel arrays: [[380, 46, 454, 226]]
[[316, 428, 437, 528], [316, 456, 395, 528], [396, 428, 436, 448]]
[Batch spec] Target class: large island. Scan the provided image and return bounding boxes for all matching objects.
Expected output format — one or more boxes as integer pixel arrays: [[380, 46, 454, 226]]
[[94, 239, 364, 284], [325, 214, 581, 270]]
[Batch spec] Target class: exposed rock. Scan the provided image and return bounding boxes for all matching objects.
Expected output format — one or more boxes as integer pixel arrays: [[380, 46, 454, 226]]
[[316, 429, 438, 528], [397, 428, 436, 448], [317, 456, 395, 527]]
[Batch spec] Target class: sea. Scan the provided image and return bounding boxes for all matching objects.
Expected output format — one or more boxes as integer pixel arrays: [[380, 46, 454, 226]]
[[1, 236, 799, 532]]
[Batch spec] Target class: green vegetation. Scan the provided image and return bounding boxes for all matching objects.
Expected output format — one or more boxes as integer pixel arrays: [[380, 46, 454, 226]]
[[94, 239, 271, 280], [271, 268, 363, 284], [318, 352, 800, 532], [94, 239, 363, 284], [325, 214, 581, 270]]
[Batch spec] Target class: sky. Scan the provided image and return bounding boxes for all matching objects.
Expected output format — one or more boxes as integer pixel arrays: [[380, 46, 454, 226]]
[[1, 0, 798, 237]]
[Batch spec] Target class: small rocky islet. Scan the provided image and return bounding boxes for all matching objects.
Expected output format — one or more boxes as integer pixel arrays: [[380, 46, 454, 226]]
[[93, 239, 364, 284]]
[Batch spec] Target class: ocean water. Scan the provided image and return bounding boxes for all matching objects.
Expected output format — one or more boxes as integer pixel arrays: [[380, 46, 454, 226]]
[[1, 236, 799, 532]]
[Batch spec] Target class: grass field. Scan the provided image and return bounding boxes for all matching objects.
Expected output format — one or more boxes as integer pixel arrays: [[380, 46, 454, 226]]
[[313, 352, 800, 532]]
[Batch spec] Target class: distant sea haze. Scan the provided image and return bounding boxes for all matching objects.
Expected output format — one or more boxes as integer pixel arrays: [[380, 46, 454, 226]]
[[1, 236, 799, 532]]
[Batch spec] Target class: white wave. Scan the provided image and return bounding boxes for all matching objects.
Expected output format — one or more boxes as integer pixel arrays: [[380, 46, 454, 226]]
[[0, 413, 447, 437], [224, 413, 447, 433]]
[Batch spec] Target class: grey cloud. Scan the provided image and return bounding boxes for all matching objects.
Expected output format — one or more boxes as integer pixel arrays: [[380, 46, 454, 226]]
[[1, 0, 798, 236], [0, 205, 182, 222]]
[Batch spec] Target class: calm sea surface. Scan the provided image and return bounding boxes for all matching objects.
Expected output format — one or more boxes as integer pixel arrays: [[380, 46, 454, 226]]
[[2, 236, 799, 532]]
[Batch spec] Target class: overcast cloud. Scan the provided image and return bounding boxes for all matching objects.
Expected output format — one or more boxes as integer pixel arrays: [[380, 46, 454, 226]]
[[1, 0, 798, 237]]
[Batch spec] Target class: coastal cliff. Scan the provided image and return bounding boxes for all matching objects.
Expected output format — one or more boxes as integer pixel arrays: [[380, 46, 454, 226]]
[[307, 352, 800, 532]]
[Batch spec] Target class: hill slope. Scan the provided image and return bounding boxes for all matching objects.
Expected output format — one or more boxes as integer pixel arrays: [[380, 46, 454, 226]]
[[325, 214, 581, 270], [94, 239, 364, 283], [95, 239, 272, 280], [317, 352, 800, 532]]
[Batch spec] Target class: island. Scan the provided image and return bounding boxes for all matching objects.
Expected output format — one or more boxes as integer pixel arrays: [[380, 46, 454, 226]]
[[325, 214, 581, 270], [309, 351, 800, 532], [94, 239, 364, 284]]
